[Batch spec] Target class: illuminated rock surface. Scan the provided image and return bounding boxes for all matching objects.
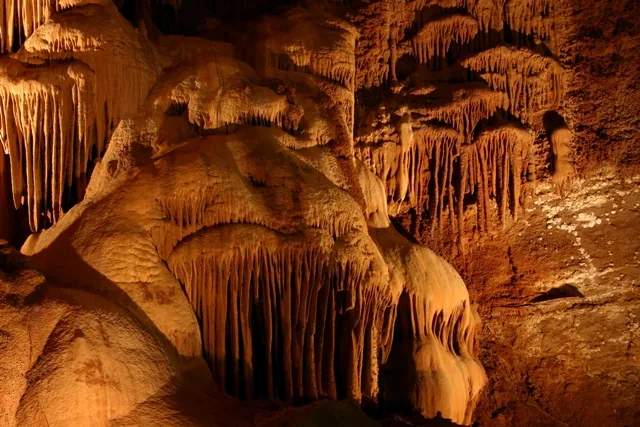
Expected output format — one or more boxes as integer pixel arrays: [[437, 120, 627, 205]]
[[0, 0, 639, 426]]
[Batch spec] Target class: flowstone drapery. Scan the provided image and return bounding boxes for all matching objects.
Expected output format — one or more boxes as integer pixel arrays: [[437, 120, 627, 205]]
[[0, 1, 488, 426]]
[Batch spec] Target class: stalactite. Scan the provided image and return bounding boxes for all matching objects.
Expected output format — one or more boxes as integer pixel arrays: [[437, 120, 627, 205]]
[[412, 15, 479, 64], [463, 123, 533, 228], [411, 84, 509, 138], [0, 59, 97, 230], [3, 3, 496, 425], [505, 0, 554, 40], [166, 224, 395, 403], [159, 58, 299, 132], [0, 0, 75, 53], [467, 0, 505, 33], [356, 122, 462, 230], [16, 3, 161, 155], [0, 3, 161, 231], [461, 46, 564, 121], [356, 118, 532, 239]]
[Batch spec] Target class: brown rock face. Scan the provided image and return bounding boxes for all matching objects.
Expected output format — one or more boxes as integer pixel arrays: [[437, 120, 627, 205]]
[[1, 0, 639, 426]]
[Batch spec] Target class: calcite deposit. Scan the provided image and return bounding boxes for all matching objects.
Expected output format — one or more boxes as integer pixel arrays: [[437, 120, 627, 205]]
[[1, 0, 638, 426]]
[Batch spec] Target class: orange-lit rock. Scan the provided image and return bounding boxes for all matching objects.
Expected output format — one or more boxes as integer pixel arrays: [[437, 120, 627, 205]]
[[1, 0, 639, 426]]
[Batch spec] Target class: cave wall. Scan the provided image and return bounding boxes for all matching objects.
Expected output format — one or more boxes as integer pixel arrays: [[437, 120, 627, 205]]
[[0, 0, 638, 426], [345, 0, 640, 425], [468, 1, 640, 425]]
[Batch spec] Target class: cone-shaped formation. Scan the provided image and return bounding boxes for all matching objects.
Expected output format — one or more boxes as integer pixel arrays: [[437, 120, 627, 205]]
[[461, 45, 564, 121], [357, 164, 486, 424], [372, 226, 486, 426], [549, 124, 575, 192]]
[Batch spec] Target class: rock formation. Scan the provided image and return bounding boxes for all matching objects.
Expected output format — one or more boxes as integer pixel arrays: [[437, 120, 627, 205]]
[[1, 0, 639, 426], [0, 1, 487, 426]]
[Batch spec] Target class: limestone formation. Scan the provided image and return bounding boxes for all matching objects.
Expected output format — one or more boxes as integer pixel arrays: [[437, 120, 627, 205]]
[[0, 2, 160, 231], [351, 0, 563, 248], [2, 0, 631, 426], [0, 1, 489, 426]]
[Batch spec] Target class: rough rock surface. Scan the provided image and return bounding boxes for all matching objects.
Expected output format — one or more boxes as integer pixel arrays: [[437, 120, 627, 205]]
[[466, 171, 640, 426], [0, 0, 639, 426]]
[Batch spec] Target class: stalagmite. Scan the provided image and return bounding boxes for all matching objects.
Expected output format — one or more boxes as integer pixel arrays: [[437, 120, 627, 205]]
[[549, 124, 576, 194]]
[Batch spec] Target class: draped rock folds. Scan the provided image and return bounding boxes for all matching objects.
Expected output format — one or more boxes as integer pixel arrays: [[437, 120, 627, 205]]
[[0, 2, 160, 231], [2, 3, 486, 427]]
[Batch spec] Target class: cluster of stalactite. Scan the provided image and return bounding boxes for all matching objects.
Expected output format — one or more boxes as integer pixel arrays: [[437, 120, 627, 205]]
[[460, 124, 532, 234], [461, 46, 564, 121], [0, 0, 67, 53], [505, 0, 554, 40], [262, 8, 358, 91], [410, 84, 509, 138], [166, 224, 396, 403], [356, 119, 533, 239], [0, 3, 160, 231], [0, 59, 95, 230], [154, 56, 301, 132], [350, 0, 564, 245], [412, 14, 479, 64], [356, 123, 461, 218]]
